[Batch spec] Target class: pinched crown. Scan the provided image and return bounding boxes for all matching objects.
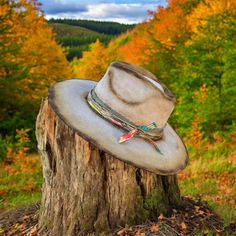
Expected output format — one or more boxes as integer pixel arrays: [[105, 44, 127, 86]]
[[94, 61, 176, 129]]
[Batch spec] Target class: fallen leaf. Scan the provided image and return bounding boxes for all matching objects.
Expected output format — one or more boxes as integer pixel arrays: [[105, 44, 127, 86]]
[[150, 224, 159, 233], [180, 222, 187, 230], [198, 210, 204, 215], [194, 206, 200, 212], [173, 209, 177, 214], [117, 228, 127, 236], [23, 215, 30, 220], [135, 230, 146, 236], [158, 213, 164, 220], [28, 225, 38, 235], [13, 223, 20, 230]]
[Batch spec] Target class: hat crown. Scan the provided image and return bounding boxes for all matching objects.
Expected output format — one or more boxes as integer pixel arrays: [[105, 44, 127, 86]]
[[94, 61, 176, 129]]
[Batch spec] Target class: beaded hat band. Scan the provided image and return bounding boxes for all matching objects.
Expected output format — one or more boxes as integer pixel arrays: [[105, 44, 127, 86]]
[[87, 89, 163, 154]]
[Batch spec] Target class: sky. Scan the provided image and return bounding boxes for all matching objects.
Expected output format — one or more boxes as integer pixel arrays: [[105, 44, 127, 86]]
[[40, 0, 167, 24]]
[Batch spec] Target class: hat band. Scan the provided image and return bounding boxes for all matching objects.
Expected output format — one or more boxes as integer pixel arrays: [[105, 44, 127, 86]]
[[87, 89, 163, 154]]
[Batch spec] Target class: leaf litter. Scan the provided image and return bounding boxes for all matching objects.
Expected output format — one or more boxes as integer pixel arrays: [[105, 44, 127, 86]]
[[0, 197, 235, 235]]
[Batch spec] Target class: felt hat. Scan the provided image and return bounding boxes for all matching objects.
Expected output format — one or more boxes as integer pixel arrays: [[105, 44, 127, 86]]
[[48, 61, 188, 175]]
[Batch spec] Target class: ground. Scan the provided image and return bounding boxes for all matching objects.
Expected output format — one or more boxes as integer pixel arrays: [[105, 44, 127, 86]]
[[0, 197, 235, 235], [0, 141, 235, 235]]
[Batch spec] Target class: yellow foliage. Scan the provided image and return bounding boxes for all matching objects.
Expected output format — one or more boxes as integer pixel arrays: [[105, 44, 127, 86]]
[[73, 39, 117, 81], [1, 0, 72, 100], [188, 0, 236, 34]]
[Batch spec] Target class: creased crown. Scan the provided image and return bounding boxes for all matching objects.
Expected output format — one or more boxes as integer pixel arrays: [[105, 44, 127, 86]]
[[94, 61, 176, 129]]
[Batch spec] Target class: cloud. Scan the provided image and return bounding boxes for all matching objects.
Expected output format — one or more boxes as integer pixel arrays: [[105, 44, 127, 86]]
[[99, 0, 163, 3], [84, 4, 154, 18], [80, 3, 156, 21], [41, 1, 87, 14], [41, 0, 166, 23]]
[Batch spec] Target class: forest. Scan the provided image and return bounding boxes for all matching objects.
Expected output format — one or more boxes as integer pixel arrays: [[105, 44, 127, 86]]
[[48, 18, 135, 35], [0, 0, 235, 234], [48, 21, 115, 60], [48, 19, 135, 60]]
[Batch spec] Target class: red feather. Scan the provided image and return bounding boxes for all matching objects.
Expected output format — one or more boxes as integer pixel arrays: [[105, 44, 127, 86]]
[[119, 129, 138, 143]]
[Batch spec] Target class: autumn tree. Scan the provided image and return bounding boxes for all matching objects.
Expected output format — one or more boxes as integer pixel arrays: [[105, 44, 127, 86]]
[[170, 1, 236, 137], [0, 0, 29, 136], [0, 0, 71, 140], [116, 0, 200, 82], [118, 23, 155, 66], [73, 39, 112, 81], [0, 0, 27, 81]]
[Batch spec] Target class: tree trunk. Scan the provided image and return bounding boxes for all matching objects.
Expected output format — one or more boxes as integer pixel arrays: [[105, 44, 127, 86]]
[[35, 99, 181, 236]]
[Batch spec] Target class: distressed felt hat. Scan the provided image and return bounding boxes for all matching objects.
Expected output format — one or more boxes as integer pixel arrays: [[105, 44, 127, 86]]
[[48, 61, 188, 175]]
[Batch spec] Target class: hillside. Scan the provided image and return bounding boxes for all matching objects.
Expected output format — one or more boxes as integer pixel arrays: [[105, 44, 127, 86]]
[[48, 20, 133, 61], [48, 22, 101, 38], [48, 18, 135, 35], [49, 22, 113, 60]]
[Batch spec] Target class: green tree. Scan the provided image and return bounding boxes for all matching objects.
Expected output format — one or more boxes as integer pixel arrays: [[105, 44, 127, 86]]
[[171, 11, 236, 137]]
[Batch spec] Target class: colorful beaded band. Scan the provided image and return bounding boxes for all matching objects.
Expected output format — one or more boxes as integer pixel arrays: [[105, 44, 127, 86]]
[[87, 89, 163, 154]]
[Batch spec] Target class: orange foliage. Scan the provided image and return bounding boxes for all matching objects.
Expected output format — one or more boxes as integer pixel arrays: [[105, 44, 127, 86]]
[[4, 152, 41, 176], [0, 1, 9, 16], [199, 84, 207, 103], [188, 85, 208, 147], [116, 0, 191, 67], [0, 153, 41, 197], [2, 128, 32, 175], [189, 115, 202, 148], [150, 0, 190, 49], [1, 0, 71, 99], [118, 23, 155, 65]]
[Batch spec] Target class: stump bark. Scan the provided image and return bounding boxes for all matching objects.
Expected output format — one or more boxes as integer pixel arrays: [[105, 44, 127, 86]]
[[36, 99, 182, 236]]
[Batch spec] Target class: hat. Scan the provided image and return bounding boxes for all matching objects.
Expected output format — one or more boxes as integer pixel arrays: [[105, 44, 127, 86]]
[[48, 61, 188, 175]]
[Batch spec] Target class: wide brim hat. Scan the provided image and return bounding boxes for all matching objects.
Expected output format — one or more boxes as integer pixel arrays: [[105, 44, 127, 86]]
[[48, 61, 188, 175]]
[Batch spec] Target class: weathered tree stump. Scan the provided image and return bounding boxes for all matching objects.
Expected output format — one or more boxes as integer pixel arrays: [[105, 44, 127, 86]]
[[36, 99, 182, 236]]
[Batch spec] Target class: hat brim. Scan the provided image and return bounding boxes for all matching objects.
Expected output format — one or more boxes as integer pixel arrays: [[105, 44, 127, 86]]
[[48, 79, 188, 175]]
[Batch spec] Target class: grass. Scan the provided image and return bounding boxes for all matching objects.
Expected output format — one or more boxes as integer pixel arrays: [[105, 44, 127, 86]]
[[0, 154, 42, 211], [1, 192, 41, 209], [178, 140, 236, 226]]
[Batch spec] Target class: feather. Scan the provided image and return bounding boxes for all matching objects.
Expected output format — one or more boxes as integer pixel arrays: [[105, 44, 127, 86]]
[[119, 129, 138, 143]]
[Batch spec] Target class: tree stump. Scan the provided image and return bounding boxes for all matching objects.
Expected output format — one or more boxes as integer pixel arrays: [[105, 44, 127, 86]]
[[36, 99, 182, 236]]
